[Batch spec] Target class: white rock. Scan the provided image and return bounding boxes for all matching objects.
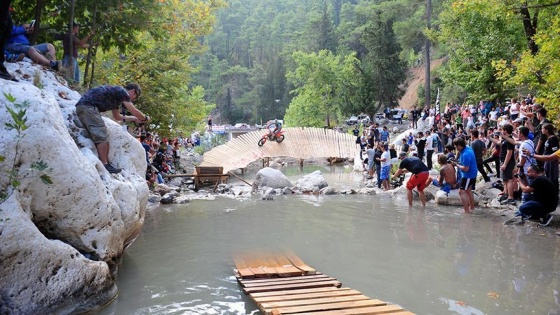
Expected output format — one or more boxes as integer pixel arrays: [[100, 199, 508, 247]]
[[252, 167, 292, 190], [0, 62, 148, 313], [296, 170, 328, 191]]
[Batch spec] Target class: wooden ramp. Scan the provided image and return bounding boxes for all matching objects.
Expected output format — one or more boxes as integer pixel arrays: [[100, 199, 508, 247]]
[[234, 251, 415, 315], [202, 127, 357, 173]]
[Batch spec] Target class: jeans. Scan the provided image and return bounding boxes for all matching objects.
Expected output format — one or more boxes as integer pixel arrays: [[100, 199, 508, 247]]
[[519, 200, 549, 220], [63, 56, 80, 83]]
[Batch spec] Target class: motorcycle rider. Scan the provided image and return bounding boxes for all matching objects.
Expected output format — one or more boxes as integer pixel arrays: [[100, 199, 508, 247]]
[[271, 119, 282, 139]]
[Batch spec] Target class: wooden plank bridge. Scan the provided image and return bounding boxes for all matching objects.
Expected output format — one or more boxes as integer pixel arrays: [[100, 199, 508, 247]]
[[234, 251, 415, 315], [201, 127, 357, 173]]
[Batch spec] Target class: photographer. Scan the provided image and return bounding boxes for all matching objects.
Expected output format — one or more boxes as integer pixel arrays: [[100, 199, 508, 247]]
[[517, 164, 557, 226]]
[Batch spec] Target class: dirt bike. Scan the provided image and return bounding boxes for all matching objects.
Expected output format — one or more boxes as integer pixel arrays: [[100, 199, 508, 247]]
[[258, 130, 285, 146]]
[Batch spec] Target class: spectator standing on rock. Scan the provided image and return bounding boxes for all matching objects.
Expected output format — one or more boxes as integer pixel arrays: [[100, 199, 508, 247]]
[[540, 123, 559, 192], [75, 83, 149, 174], [393, 152, 430, 207], [415, 132, 427, 163], [425, 130, 435, 170], [401, 138, 410, 154], [517, 164, 557, 226], [373, 142, 383, 188], [207, 115, 213, 132], [470, 130, 490, 182], [450, 137, 478, 213], [63, 22, 93, 83]]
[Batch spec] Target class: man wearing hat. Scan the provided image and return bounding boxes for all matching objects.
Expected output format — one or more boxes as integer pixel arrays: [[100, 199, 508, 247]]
[[63, 22, 94, 83]]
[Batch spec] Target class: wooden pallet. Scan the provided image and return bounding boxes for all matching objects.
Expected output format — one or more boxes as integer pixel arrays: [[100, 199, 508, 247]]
[[234, 252, 415, 315]]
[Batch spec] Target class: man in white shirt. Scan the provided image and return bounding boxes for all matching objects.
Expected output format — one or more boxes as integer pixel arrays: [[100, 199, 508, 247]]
[[425, 130, 435, 170]]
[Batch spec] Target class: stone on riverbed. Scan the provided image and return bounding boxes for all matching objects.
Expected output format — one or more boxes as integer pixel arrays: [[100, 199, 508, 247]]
[[296, 170, 328, 191], [252, 167, 293, 190]]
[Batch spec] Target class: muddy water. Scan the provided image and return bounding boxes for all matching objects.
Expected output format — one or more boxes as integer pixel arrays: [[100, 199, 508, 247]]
[[98, 166, 560, 315]]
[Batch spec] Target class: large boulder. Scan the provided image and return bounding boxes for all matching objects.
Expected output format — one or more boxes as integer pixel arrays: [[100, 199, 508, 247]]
[[296, 170, 329, 191], [434, 189, 480, 206], [252, 167, 292, 190], [0, 62, 148, 313]]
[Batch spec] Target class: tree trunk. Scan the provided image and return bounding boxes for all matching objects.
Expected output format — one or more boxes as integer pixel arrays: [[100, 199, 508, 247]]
[[30, 0, 44, 45], [84, 1, 98, 88]]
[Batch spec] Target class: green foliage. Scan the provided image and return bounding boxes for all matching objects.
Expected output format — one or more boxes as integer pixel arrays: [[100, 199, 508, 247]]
[[434, 0, 527, 101], [1, 94, 52, 207], [91, 0, 224, 137], [494, 6, 560, 124], [286, 50, 359, 127]]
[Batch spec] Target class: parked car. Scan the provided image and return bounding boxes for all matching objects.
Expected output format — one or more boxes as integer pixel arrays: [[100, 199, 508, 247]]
[[389, 109, 409, 122], [374, 113, 385, 120], [233, 123, 250, 129], [345, 114, 370, 125]]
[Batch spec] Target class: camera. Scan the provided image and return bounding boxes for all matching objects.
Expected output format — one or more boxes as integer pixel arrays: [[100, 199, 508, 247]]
[[514, 173, 525, 179], [493, 132, 500, 137], [447, 157, 456, 163]]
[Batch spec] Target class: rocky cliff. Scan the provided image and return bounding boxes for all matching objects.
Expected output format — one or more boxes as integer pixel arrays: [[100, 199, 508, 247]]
[[0, 62, 148, 314]]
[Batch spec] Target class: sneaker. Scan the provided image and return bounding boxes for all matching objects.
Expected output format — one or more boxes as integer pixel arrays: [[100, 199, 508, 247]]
[[541, 214, 554, 226], [498, 195, 508, 202], [50, 60, 61, 71], [104, 163, 122, 174], [0, 68, 18, 82], [6, 53, 24, 62], [502, 198, 517, 205]]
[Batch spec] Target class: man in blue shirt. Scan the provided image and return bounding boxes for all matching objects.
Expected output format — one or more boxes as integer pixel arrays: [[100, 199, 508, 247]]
[[5, 21, 61, 71], [450, 137, 478, 213]]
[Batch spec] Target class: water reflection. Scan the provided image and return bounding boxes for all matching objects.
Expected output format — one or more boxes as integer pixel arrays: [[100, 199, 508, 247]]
[[96, 167, 560, 315]]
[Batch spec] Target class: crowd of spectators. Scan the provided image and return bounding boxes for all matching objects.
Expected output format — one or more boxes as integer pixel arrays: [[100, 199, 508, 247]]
[[137, 132, 201, 188], [355, 95, 560, 225]]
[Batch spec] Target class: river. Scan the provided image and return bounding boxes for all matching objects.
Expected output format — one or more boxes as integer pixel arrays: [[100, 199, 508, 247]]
[[98, 166, 560, 315]]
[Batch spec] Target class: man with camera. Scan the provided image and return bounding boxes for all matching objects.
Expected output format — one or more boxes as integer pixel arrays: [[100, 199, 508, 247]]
[[517, 164, 557, 226], [75, 83, 150, 174]]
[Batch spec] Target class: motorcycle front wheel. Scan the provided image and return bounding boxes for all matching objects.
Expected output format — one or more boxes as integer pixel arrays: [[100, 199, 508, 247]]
[[258, 138, 266, 146], [276, 135, 285, 143]]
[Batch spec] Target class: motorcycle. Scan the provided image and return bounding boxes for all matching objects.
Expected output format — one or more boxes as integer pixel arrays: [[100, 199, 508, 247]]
[[258, 130, 285, 146]]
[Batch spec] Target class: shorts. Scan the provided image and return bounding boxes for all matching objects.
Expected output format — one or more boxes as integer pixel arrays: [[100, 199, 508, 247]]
[[459, 177, 476, 190], [501, 160, 515, 180], [380, 165, 391, 180], [406, 171, 429, 191], [367, 159, 374, 170], [5, 42, 50, 57], [76, 105, 108, 144]]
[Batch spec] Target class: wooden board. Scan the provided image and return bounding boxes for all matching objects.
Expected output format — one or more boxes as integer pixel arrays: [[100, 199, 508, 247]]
[[269, 299, 387, 314], [243, 280, 342, 294], [233, 252, 415, 315]]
